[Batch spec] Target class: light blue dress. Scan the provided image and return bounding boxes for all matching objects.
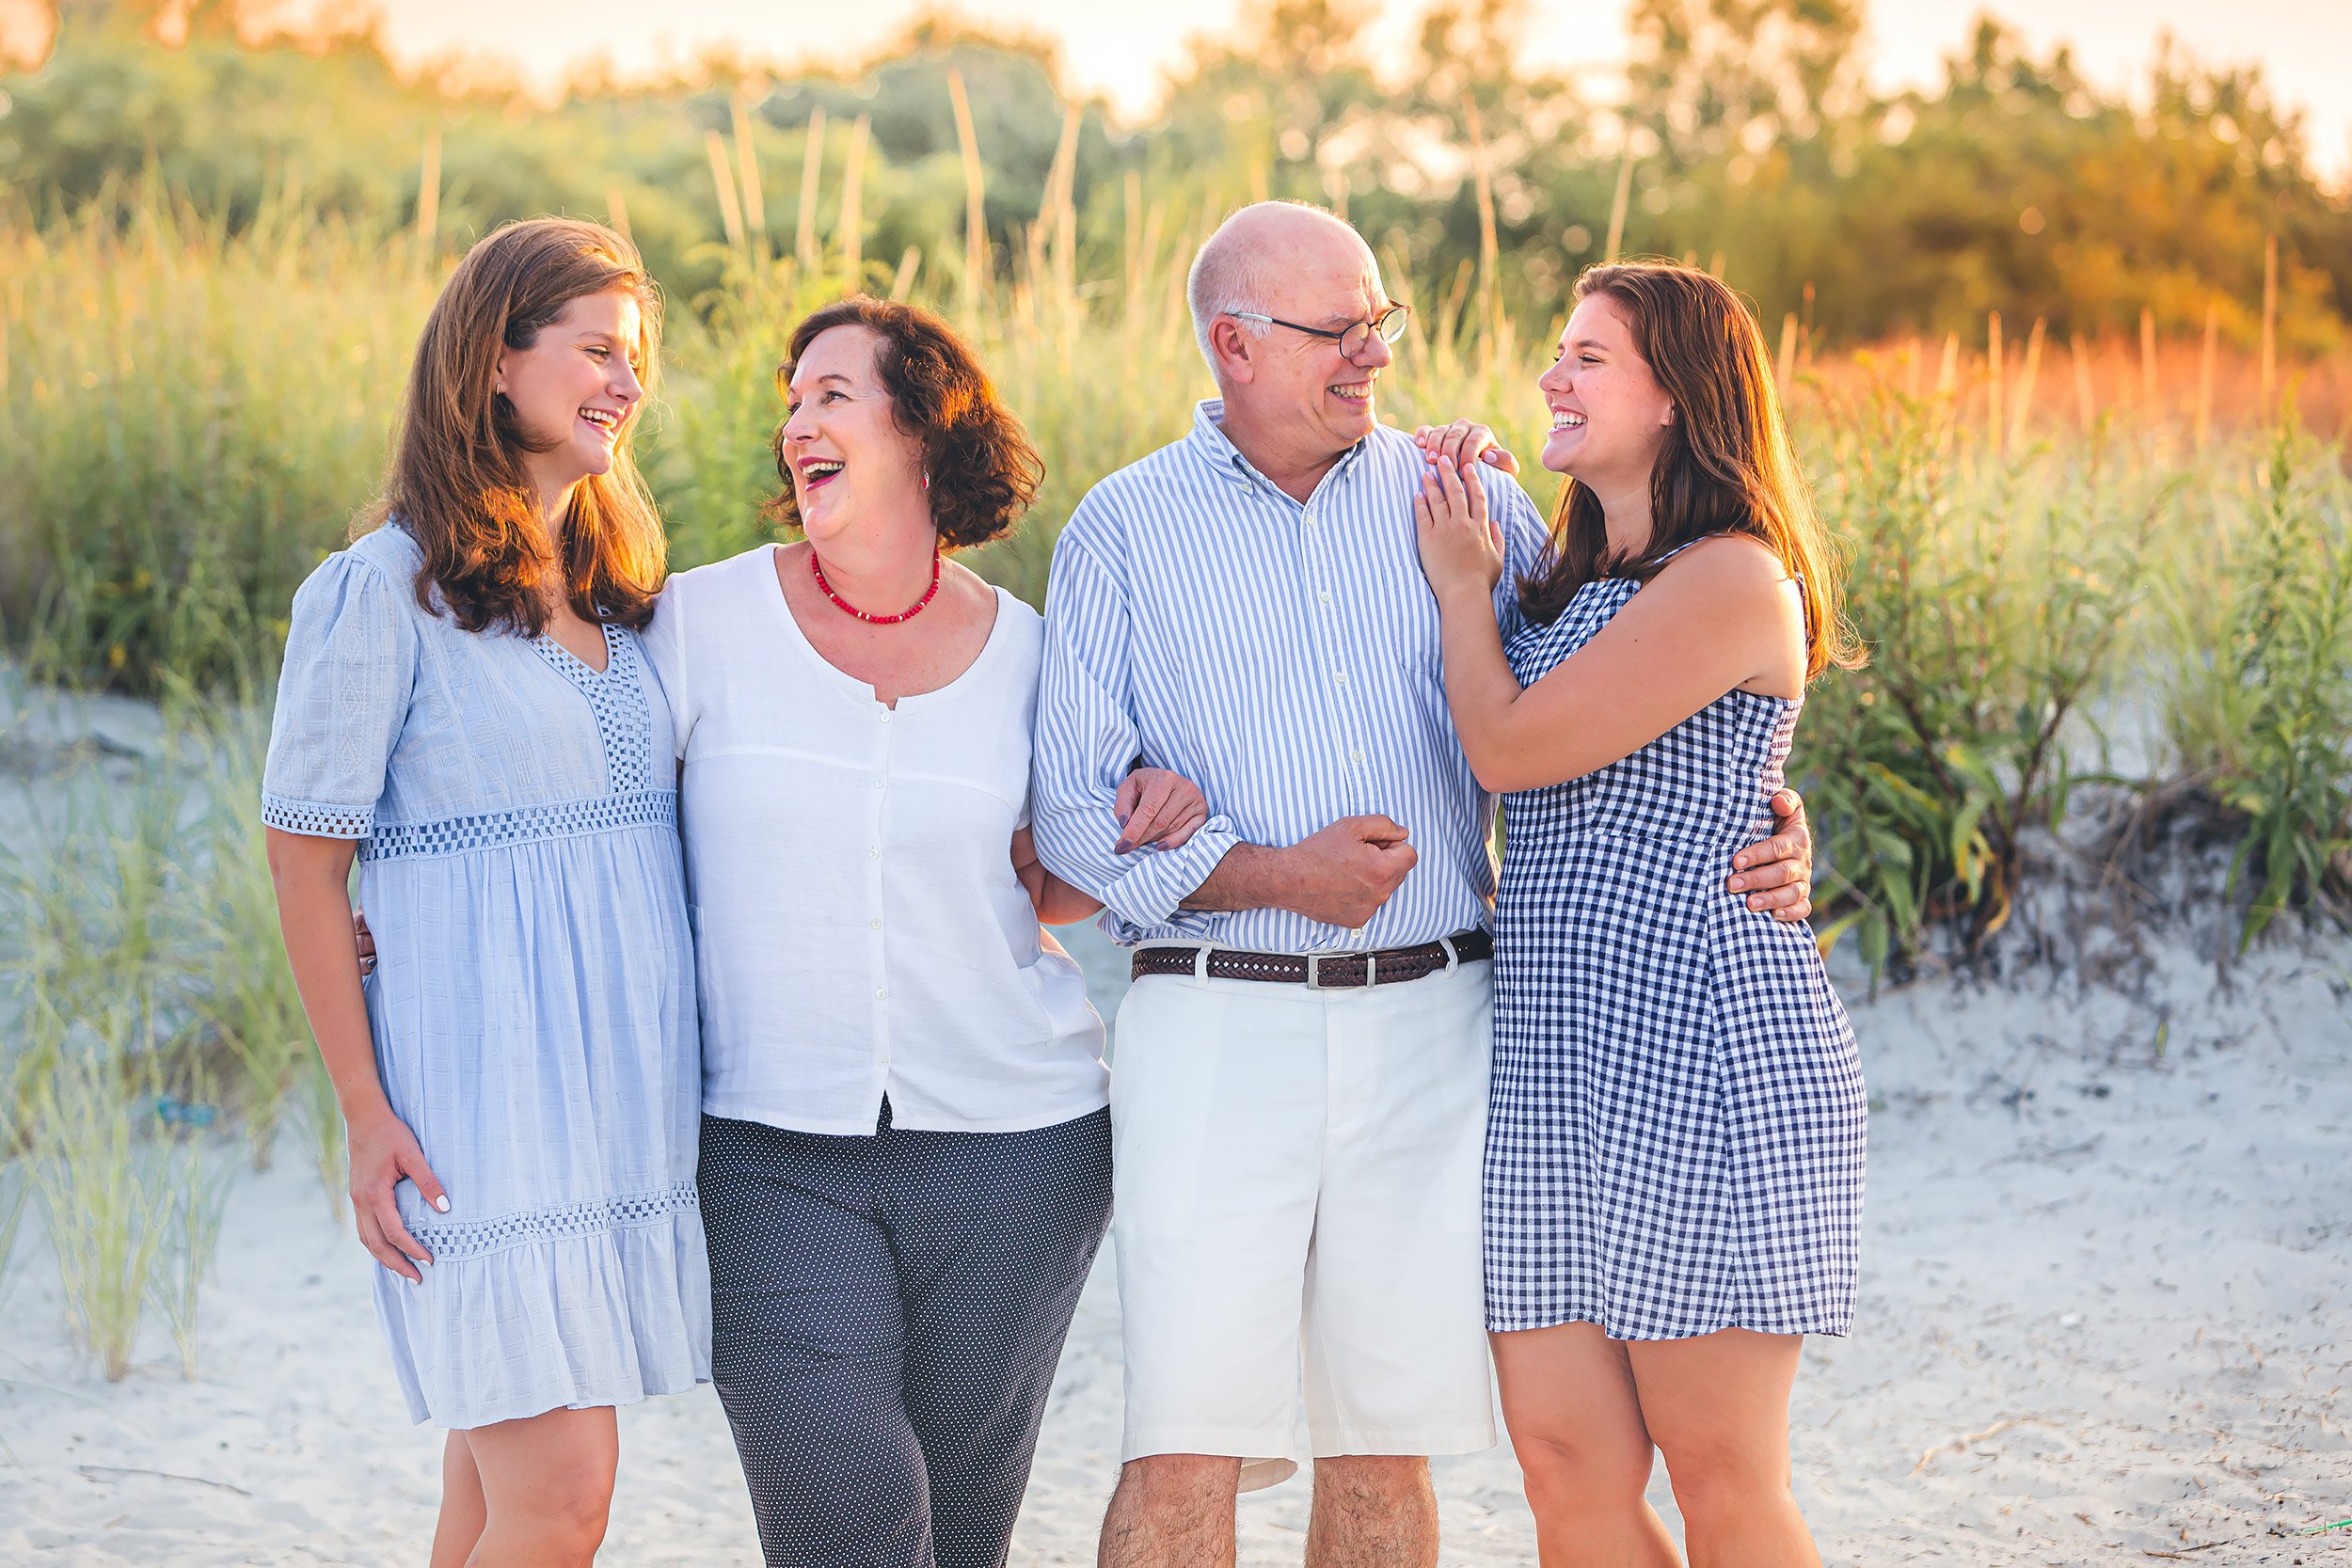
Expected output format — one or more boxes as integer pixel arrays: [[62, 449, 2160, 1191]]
[[260, 523, 709, 1429]]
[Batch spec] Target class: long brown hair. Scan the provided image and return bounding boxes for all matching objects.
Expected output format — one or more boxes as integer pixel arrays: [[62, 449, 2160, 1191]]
[[765, 296, 1042, 548], [1518, 261, 1861, 679], [363, 216, 666, 635]]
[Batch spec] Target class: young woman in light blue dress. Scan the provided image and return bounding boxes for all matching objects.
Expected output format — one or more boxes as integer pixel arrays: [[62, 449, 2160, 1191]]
[[264, 217, 706, 1568]]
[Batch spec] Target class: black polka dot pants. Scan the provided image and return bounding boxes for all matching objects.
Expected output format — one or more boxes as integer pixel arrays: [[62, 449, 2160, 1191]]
[[699, 1103, 1113, 1568]]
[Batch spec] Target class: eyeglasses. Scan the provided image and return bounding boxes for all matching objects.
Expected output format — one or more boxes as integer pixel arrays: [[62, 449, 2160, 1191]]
[[1226, 303, 1411, 362]]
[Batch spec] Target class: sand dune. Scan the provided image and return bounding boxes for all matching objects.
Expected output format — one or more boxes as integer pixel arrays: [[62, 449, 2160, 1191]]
[[4, 913, 2345, 1565]]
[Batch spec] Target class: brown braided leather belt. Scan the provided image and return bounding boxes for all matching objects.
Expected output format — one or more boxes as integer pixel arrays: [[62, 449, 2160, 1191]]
[[1130, 929, 1492, 990]]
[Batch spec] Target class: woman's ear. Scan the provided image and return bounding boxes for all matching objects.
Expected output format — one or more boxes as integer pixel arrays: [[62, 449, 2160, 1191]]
[[1661, 405, 1677, 425]]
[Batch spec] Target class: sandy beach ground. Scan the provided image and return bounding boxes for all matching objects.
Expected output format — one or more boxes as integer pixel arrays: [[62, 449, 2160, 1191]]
[[2, 677, 2347, 1565]]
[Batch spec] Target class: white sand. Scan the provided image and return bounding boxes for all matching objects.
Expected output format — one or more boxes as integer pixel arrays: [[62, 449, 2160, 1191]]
[[4, 920, 2345, 1564], [4, 672, 2348, 1562]]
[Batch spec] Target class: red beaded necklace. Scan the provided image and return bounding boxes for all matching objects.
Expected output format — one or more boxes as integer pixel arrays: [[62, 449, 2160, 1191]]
[[809, 547, 941, 625]]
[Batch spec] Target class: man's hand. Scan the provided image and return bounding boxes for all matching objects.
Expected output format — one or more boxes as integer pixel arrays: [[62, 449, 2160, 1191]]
[[1411, 419, 1519, 477], [1730, 788, 1814, 922], [1272, 815, 1418, 929], [353, 908, 376, 975]]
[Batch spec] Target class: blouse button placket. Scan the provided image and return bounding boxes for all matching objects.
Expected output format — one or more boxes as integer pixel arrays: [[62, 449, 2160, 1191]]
[[869, 701, 894, 1088]]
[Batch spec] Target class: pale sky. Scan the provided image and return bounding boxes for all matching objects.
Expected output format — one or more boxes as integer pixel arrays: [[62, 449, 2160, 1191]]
[[342, 0, 2351, 178], [109, 0, 2352, 181]]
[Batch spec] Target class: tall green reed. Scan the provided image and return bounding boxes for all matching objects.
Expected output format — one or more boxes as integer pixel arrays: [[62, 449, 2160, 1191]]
[[1795, 386, 2169, 970], [0, 190, 431, 692], [2152, 422, 2352, 942], [24, 994, 182, 1382]]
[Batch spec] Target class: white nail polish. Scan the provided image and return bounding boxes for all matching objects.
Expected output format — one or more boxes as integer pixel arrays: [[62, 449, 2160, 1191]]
[[433, 1196, 450, 1212]]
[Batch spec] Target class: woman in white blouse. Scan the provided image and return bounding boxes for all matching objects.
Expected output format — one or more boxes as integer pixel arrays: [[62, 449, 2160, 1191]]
[[638, 297, 1203, 1568]]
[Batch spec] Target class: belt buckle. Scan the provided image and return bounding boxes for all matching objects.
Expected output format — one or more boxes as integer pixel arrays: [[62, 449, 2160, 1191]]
[[1306, 952, 1375, 990]]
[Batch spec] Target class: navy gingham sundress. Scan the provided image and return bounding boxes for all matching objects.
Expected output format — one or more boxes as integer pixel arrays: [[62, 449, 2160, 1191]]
[[1485, 565, 1867, 1339]]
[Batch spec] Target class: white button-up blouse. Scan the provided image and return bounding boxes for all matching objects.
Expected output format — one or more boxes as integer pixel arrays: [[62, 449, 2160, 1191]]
[[640, 545, 1107, 1134]]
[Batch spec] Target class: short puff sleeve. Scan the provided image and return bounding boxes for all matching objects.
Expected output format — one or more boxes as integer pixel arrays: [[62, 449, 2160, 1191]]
[[260, 551, 419, 839]]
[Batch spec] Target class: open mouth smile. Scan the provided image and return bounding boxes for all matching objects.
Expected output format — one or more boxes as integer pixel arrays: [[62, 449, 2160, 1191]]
[[799, 458, 845, 492], [580, 407, 622, 437], [1549, 409, 1587, 431]]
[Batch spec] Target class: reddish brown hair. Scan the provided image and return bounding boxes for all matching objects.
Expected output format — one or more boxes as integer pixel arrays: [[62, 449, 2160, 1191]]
[[1520, 261, 1861, 679], [363, 216, 666, 635], [765, 296, 1042, 548]]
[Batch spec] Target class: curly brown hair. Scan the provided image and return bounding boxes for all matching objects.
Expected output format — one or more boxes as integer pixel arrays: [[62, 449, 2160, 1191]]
[[764, 297, 1042, 548], [362, 216, 666, 636]]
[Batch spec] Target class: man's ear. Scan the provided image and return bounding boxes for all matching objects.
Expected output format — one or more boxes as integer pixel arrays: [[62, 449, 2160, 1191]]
[[1211, 319, 1257, 385]]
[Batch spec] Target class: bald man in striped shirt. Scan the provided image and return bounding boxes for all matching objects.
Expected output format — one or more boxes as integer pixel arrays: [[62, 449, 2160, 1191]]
[[1030, 201, 1815, 1568]]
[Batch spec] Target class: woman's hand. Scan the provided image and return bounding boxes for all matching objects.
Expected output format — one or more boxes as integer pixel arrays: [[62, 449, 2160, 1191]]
[[344, 1103, 448, 1283], [1116, 767, 1209, 853], [1414, 451, 1506, 599], [1412, 419, 1520, 476]]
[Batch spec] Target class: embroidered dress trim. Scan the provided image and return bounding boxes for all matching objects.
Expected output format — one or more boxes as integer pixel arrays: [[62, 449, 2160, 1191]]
[[409, 1181, 701, 1261], [530, 623, 658, 793], [355, 789, 676, 863], [261, 793, 375, 839]]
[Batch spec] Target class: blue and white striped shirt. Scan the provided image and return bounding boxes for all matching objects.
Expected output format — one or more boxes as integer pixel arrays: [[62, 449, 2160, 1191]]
[[1032, 399, 1552, 953]]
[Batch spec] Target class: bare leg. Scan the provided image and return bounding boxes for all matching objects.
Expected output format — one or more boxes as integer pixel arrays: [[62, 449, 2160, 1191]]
[[429, 1431, 490, 1568], [1492, 1323, 1681, 1568], [460, 1405, 620, 1568], [1628, 1329, 1817, 1568], [1098, 1453, 1238, 1568], [1304, 1454, 1438, 1568]]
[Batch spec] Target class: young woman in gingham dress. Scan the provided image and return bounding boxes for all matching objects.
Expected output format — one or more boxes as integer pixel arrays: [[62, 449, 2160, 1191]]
[[1414, 261, 1867, 1567]]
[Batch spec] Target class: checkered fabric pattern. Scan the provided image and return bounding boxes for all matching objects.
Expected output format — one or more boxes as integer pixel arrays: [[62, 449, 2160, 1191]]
[[1485, 573, 1867, 1340]]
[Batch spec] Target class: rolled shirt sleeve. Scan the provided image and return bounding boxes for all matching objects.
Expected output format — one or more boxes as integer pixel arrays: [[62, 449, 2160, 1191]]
[[1031, 526, 1236, 937]]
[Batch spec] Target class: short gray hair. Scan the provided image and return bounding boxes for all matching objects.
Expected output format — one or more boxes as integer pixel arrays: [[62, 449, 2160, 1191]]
[[1185, 222, 1274, 376]]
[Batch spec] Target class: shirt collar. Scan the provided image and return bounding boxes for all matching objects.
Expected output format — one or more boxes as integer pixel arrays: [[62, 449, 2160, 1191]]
[[1184, 399, 1372, 498]]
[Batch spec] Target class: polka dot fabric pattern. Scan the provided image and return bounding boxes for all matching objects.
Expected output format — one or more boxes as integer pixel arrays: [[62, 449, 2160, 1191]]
[[259, 523, 707, 1428], [699, 1105, 1113, 1568], [1485, 570, 1867, 1341]]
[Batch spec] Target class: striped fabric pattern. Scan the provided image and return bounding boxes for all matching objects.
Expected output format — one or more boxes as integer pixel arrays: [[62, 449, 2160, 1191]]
[[1031, 399, 1553, 954]]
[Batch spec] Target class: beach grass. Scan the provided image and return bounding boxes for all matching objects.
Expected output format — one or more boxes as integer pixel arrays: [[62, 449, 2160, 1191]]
[[0, 184, 2345, 1371]]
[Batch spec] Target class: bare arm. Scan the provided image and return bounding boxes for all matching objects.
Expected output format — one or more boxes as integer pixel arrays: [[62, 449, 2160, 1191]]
[[1179, 816, 1419, 930], [1014, 826, 1108, 927], [1415, 462, 1817, 920], [266, 828, 447, 1280]]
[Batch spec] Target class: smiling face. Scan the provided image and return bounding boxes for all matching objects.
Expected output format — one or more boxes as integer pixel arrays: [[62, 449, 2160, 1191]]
[[777, 324, 925, 544], [1537, 293, 1677, 486], [1213, 209, 1394, 463], [495, 288, 645, 499]]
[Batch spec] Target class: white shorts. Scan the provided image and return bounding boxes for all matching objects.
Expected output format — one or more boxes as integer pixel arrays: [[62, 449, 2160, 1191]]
[[1109, 957, 1497, 1491]]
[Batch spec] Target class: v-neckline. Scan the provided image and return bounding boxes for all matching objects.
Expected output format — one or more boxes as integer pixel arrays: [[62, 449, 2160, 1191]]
[[534, 621, 621, 680]]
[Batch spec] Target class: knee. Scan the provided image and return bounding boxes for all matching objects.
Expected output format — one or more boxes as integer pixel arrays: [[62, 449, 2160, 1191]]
[[1653, 1430, 1788, 1522], [1509, 1427, 1651, 1513], [1314, 1454, 1430, 1507], [1120, 1452, 1240, 1509], [523, 1465, 613, 1562]]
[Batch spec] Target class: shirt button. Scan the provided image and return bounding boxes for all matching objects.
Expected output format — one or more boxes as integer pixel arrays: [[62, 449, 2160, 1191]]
[[1333, 671, 1348, 685], [1303, 511, 1317, 526], [870, 918, 882, 929], [1350, 749, 1366, 764], [873, 778, 885, 790], [875, 987, 887, 1000], [879, 711, 891, 723], [1319, 591, 1332, 605], [868, 847, 880, 859], [1351, 927, 1366, 939]]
